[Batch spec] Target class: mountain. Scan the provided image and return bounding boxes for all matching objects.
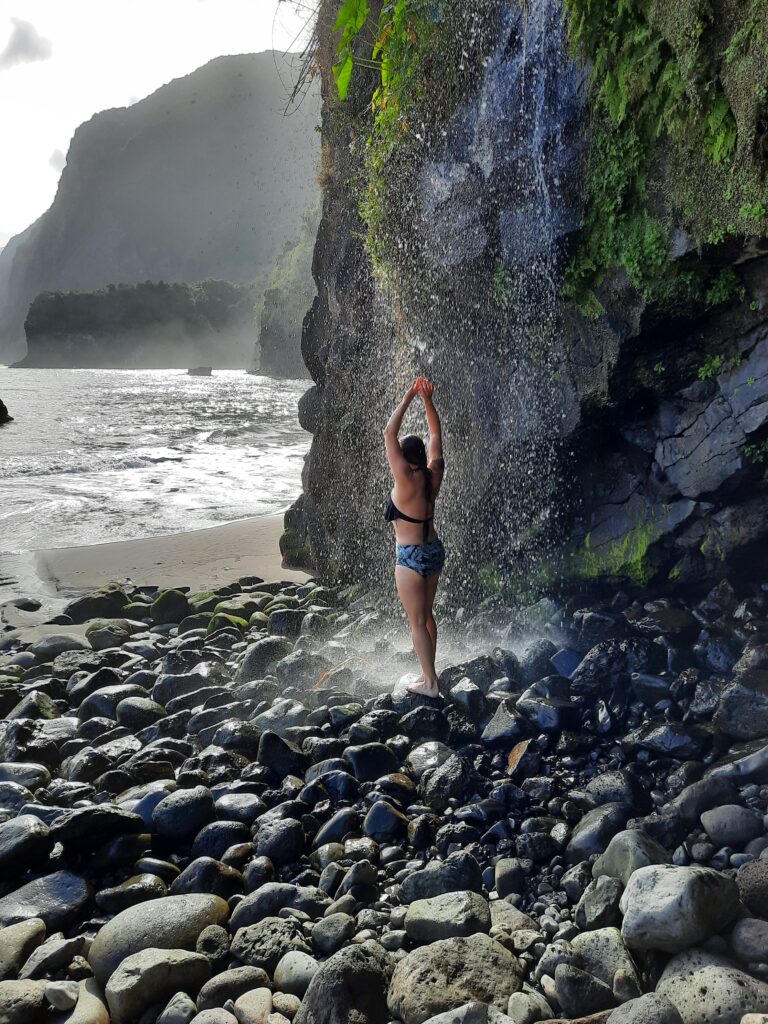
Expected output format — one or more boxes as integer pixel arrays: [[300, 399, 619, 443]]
[[0, 51, 320, 364]]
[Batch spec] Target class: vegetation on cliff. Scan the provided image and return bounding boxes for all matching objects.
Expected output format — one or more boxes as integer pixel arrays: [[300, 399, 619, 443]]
[[563, 0, 768, 314], [332, 0, 497, 269], [331, 0, 767, 311]]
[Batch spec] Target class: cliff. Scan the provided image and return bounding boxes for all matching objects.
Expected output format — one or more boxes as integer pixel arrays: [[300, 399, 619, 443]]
[[284, 0, 768, 599], [0, 52, 320, 365]]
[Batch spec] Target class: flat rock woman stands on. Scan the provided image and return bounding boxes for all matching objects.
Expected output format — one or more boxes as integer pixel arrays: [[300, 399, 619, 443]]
[[384, 376, 445, 698]]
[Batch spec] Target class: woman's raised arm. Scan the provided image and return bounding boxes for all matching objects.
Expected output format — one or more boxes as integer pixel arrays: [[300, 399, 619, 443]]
[[420, 379, 443, 466], [383, 380, 419, 477]]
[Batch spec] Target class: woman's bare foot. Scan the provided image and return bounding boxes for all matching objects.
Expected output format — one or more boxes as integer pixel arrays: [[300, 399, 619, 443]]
[[406, 678, 440, 698]]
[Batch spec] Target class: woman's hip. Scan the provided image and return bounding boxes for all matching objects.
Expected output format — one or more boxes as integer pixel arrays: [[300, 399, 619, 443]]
[[395, 537, 445, 578]]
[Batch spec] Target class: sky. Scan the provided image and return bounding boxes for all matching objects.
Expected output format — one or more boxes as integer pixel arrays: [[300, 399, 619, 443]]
[[0, 0, 314, 244]]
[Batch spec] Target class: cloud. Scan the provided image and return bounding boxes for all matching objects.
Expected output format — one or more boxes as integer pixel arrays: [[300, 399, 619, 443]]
[[0, 18, 52, 71], [49, 149, 66, 172]]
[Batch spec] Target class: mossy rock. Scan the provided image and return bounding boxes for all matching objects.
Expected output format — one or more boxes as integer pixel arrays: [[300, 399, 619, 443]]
[[214, 595, 265, 619], [151, 589, 191, 625], [265, 595, 301, 613], [63, 583, 129, 624], [188, 591, 221, 614], [206, 613, 248, 635], [178, 612, 213, 635], [248, 611, 269, 627], [84, 618, 138, 651], [280, 527, 314, 570], [122, 601, 153, 620]]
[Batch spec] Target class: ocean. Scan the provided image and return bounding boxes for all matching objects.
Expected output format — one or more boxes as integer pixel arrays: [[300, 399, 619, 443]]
[[0, 368, 310, 559]]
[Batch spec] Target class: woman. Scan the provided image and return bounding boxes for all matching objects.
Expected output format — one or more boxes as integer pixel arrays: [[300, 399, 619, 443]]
[[383, 376, 445, 698]]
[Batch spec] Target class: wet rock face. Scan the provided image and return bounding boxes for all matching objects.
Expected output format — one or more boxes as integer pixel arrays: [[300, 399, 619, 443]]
[[3, 572, 768, 1022], [287, 0, 768, 595]]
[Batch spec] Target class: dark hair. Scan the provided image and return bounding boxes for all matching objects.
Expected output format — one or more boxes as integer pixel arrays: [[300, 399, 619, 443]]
[[401, 434, 431, 501]]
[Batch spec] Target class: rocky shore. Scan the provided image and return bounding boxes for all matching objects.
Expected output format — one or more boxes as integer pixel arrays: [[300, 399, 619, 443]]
[[1, 574, 768, 1023]]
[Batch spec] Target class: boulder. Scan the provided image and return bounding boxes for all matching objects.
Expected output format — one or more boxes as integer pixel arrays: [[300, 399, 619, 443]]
[[736, 859, 768, 918], [0, 979, 48, 1023], [88, 893, 229, 985], [399, 851, 484, 904], [230, 917, 310, 973], [607, 994, 683, 1024], [28, 634, 91, 662], [620, 865, 739, 953], [0, 871, 91, 931], [657, 949, 768, 1024], [566, 803, 629, 864], [104, 947, 210, 1024], [730, 917, 768, 965], [273, 950, 318, 997], [404, 891, 491, 942], [0, 815, 53, 874], [592, 830, 671, 885], [387, 933, 523, 1024], [0, 919, 46, 981], [294, 940, 393, 1024], [700, 805, 762, 846], [572, 928, 641, 993]]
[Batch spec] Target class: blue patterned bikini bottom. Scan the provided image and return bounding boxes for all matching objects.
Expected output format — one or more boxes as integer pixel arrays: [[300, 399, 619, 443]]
[[396, 537, 445, 578]]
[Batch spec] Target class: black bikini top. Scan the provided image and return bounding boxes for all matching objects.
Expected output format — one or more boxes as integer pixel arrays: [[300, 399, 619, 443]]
[[385, 495, 432, 542]]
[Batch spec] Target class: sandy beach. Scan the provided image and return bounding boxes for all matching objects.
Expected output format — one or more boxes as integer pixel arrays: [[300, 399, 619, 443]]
[[0, 513, 310, 639], [36, 513, 310, 595]]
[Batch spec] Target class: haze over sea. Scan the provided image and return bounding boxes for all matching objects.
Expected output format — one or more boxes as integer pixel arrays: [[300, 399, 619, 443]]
[[0, 368, 309, 557]]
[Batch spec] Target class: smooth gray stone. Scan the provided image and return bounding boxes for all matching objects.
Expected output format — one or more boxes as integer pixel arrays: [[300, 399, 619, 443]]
[[88, 893, 229, 985]]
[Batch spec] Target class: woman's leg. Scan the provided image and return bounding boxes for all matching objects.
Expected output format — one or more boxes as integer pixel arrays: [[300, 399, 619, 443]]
[[425, 571, 440, 660], [395, 565, 439, 697]]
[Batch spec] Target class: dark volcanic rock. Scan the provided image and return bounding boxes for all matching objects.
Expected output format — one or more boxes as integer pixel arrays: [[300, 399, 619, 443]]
[[295, 940, 393, 1024], [566, 803, 630, 864], [399, 851, 484, 904], [0, 815, 53, 873], [420, 754, 479, 813], [571, 640, 664, 696], [50, 805, 144, 852], [345, 743, 399, 782], [254, 817, 305, 867], [0, 871, 92, 930], [153, 785, 215, 839], [713, 670, 768, 739], [480, 700, 527, 747], [736, 858, 768, 917]]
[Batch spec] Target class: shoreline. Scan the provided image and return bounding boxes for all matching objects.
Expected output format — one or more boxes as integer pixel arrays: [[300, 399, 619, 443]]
[[37, 512, 310, 595], [0, 513, 309, 627]]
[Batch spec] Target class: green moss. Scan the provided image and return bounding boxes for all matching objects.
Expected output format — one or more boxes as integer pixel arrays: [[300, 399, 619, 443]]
[[574, 510, 660, 585], [333, 0, 497, 273], [700, 533, 728, 560], [206, 613, 248, 634], [564, 0, 768, 312], [280, 528, 314, 570], [477, 561, 503, 602], [667, 560, 683, 580]]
